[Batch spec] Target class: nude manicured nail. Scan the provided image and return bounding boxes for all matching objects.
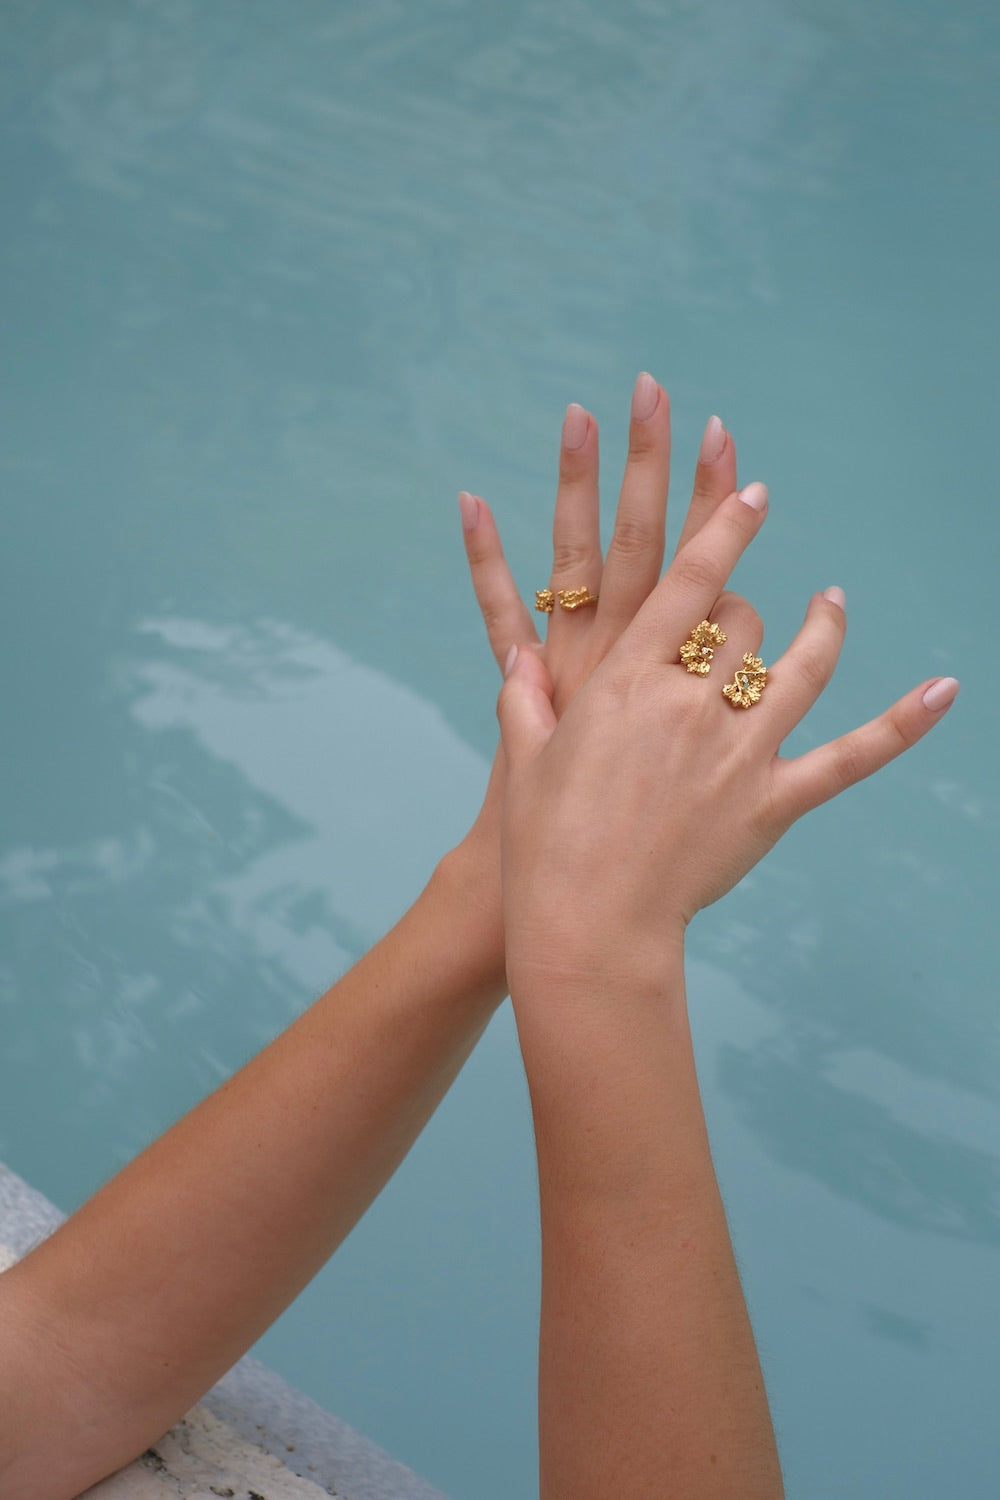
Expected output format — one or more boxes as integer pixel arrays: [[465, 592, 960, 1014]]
[[922, 677, 960, 712], [738, 481, 768, 511], [631, 371, 658, 423], [562, 403, 589, 451], [458, 491, 480, 531], [823, 585, 846, 609], [699, 414, 726, 464], [504, 644, 519, 677]]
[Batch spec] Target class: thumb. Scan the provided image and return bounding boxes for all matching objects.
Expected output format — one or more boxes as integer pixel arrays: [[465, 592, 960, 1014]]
[[497, 645, 557, 770]]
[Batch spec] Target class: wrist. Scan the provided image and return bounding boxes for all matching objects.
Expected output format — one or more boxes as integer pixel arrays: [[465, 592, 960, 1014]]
[[428, 836, 506, 1001], [506, 927, 687, 1062], [509, 942, 699, 1203], [505, 908, 687, 1011]]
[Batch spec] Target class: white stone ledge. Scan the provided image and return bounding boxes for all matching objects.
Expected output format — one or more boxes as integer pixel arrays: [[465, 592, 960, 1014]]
[[0, 1162, 449, 1500]]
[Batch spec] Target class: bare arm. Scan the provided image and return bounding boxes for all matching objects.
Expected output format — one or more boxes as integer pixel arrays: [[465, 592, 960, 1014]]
[[0, 854, 502, 1500], [495, 471, 957, 1497], [519, 955, 780, 1498], [0, 373, 730, 1499]]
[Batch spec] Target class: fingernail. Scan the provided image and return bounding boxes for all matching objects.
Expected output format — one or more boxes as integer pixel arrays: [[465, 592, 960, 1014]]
[[699, 414, 726, 464], [823, 585, 846, 609], [504, 644, 518, 677], [458, 491, 480, 531], [562, 403, 589, 451], [738, 481, 768, 511], [922, 677, 960, 712], [631, 371, 659, 423]]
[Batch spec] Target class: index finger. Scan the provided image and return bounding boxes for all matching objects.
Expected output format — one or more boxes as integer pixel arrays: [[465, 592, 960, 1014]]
[[625, 482, 769, 663]]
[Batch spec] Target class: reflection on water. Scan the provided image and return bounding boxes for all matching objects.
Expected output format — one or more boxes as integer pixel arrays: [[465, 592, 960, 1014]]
[[130, 615, 486, 958], [3, 2, 999, 1497], [1, 613, 486, 1176]]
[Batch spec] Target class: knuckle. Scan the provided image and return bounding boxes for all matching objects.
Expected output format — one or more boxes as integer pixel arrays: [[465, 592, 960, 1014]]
[[832, 738, 866, 792], [672, 548, 720, 596], [795, 644, 831, 694], [551, 539, 595, 575], [608, 514, 663, 563], [478, 599, 507, 639], [464, 535, 494, 569], [689, 470, 728, 511], [885, 705, 919, 755], [558, 449, 593, 485], [627, 425, 659, 460], [719, 502, 756, 545]]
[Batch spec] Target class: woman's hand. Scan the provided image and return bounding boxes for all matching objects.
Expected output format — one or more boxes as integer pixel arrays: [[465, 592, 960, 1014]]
[[447, 376, 740, 983], [496, 465, 957, 1500], [496, 483, 959, 991]]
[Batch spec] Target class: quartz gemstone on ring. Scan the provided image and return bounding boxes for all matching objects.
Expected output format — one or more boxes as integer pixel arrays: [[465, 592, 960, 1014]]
[[723, 653, 767, 707]]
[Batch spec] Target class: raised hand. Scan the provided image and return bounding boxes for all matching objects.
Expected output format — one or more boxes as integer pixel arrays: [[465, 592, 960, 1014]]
[[494, 437, 957, 1500], [497, 474, 960, 978], [452, 375, 741, 980], [460, 376, 736, 710]]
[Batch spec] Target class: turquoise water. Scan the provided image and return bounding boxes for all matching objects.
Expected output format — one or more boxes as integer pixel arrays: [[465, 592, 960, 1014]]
[[2, 3, 998, 1495]]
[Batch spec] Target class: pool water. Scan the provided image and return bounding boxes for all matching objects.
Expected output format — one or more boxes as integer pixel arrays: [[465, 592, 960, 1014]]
[[2, 3, 998, 1496]]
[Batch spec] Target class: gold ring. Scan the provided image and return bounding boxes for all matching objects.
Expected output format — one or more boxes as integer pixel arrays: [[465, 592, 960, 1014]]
[[534, 589, 555, 613], [557, 585, 598, 612], [679, 620, 727, 675], [723, 653, 767, 708]]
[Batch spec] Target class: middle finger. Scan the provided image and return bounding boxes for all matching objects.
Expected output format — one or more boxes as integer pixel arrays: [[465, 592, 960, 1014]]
[[593, 371, 671, 642]]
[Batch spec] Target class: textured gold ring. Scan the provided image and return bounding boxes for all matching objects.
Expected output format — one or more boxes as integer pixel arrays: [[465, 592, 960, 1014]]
[[679, 620, 727, 675], [723, 653, 768, 708], [535, 585, 599, 613], [557, 585, 598, 612]]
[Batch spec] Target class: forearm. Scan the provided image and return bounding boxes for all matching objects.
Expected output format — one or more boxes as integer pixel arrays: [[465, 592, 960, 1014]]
[[0, 850, 504, 1500], [512, 949, 782, 1500]]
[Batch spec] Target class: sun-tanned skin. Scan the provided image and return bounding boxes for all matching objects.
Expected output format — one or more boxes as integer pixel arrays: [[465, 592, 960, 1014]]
[[0, 375, 956, 1499]]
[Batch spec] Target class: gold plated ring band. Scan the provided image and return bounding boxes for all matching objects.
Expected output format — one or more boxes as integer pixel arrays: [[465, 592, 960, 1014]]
[[535, 585, 599, 613], [557, 585, 598, 612]]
